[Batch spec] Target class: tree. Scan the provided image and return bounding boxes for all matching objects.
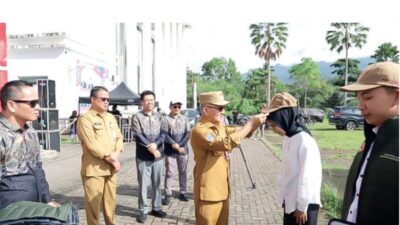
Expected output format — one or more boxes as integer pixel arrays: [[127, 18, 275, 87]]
[[201, 57, 241, 82], [289, 58, 321, 108], [243, 68, 267, 102], [186, 69, 201, 108], [271, 75, 287, 95], [326, 23, 369, 106], [249, 23, 288, 105], [371, 42, 399, 63], [330, 58, 361, 86]]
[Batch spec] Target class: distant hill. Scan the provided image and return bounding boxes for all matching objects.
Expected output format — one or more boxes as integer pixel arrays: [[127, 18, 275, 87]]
[[273, 57, 375, 83]]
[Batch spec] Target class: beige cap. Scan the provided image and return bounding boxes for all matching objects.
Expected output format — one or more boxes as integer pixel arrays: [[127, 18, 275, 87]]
[[199, 91, 229, 106], [266, 92, 297, 113], [340, 61, 399, 92]]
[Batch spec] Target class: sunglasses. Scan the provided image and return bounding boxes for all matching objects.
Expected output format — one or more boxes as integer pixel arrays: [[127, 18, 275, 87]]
[[12, 99, 40, 108], [96, 97, 110, 102], [206, 105, 225, 112], [172, 105, 181, 109]]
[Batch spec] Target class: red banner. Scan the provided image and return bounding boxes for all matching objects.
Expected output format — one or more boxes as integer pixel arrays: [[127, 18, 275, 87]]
[[0, 23, 8, 111], [0, 22, 7, 86]]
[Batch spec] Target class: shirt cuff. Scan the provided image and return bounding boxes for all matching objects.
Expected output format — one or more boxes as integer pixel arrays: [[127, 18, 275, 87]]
[[230, 132, 241, 147], [297, 200, 309, 213]]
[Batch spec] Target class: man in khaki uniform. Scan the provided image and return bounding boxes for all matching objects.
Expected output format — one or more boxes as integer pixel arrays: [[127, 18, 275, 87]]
[[190, 91, 266, 225], [77, 86, 123, 225]]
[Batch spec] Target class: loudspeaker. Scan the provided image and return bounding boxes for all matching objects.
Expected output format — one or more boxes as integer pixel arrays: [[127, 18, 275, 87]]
[[37, 131, 60, 151], [37, 79, 56, 108], [32, 109, 59, 131]]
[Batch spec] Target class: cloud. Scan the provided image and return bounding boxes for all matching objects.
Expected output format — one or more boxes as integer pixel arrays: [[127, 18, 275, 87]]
[[185, 22, 400, 73]]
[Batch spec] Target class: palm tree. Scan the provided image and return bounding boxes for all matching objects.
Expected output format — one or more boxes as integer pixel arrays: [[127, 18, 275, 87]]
[[326, 23, 369, 106], [330, 58, 361, 86], [371, 42, 399, 63], [249, 23, 288, 105]]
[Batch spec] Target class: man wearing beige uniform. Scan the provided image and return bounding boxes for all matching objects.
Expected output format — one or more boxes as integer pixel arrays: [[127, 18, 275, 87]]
[[190, 91, 266, 225], [77, 86, 123, 225]]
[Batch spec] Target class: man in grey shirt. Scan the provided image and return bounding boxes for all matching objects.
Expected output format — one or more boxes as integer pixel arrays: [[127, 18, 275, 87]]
[[131, 90, 166, 223], [161, 100, 190, 205]]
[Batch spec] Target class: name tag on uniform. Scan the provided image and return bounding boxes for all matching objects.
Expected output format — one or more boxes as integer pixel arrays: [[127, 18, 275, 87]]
[[206, 133, 215, 142], [94, 122, 102, 126]]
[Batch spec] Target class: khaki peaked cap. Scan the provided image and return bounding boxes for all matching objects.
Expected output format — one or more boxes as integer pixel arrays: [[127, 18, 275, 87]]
[[265, 92, 297, 113], [340, 61, 399, 92], [199, 91, 229, 106]]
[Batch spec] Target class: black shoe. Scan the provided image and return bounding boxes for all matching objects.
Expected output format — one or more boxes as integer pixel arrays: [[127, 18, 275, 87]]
[[150, 209, 167, 218], [136, 214, 147, 223], [179, 193, 189, 202], [162, 195, 171, 205]]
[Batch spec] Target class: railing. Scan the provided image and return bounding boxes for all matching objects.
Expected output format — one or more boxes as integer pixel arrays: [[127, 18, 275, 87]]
[[59, 116, 135, 142]]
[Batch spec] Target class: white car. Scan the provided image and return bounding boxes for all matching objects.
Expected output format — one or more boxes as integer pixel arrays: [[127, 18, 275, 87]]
[[181, 108, 200, 128]]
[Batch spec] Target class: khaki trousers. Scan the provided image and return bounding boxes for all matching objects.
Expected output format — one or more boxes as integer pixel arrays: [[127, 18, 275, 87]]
[[194, 198, 229, 225], [82, 175, 117, 225]]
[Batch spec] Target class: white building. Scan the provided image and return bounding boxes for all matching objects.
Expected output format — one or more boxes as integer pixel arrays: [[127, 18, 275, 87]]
[[7, 31, 117, 118], [6, 23, 190, 117], [116, 23, 190, 112]]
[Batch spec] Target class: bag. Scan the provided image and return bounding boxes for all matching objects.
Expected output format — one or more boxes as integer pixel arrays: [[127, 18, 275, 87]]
[[0, 201, 79, 225], [328, 218, 356, 225]]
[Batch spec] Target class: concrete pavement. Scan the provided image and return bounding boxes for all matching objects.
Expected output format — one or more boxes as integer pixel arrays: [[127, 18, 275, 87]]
[[43, 139, 328, 225]]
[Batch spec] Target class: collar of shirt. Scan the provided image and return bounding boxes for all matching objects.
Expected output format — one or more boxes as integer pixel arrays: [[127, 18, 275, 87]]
[[140, 110, 156, 117], [372, 126, 379, 134], [199, 116, 218, 128], [168, 113, 183, 119], [88, 109, 107, 118], [0, 115, 30, 133]]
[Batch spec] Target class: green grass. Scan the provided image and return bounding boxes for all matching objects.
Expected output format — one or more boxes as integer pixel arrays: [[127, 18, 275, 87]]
[[261, 138, 282, 159], [309, 120, 364, 151], [61, 136, 80, 145], [262, 119, 364, 153], [322, 161, 348, 170], [321, 182, 343, 219]]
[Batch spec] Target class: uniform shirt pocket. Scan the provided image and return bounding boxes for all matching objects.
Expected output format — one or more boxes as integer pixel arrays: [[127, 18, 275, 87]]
[[93, 124, 105, 137]]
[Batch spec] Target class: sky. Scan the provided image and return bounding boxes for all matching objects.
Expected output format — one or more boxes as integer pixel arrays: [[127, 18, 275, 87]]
[[2, 1, 399, 75], [184, 22, 400, 74]]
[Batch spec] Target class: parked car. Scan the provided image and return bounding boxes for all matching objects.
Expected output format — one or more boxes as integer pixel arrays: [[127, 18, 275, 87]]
[[181, 108, 200, 128], [329, 106, 364, 130], [298, 108, 325, 124]]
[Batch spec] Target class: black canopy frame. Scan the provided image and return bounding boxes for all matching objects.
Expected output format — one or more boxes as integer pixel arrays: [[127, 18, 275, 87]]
[[78, 82, 140, 105]]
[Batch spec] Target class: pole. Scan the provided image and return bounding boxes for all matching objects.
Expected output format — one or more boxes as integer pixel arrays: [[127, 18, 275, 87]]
[[238, 144, 256, 189], [193, 82, 197, 108]]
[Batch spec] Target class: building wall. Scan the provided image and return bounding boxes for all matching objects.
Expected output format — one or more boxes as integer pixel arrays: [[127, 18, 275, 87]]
[[120, 22, 189, 113], [6, 22, 190, 117], [7, 34, 116, 118]]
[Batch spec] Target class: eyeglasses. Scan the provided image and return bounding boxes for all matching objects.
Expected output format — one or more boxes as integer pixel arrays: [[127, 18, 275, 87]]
[[96, 97, 110, 102], [172, 105, 181, 109], [11, 99, 40, 108], [205, 105, 225, 112]]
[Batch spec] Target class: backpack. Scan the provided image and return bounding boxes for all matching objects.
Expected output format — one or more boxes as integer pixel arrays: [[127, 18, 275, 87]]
[[0, 201, 79, 225]]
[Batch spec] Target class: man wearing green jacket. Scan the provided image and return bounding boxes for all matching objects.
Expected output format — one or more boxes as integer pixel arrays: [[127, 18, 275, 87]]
[[340, 61, 399, 225]]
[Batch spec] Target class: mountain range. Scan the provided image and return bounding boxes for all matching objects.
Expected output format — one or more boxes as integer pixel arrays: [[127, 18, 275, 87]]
[[273, 57, 376, 83]]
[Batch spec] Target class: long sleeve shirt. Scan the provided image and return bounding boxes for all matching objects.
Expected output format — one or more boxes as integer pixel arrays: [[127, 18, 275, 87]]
[[131, 111, 164, 161], [0, 115, 51, 208], [190, 117, 240, 201], [278, 131, 322, 214], [162, 114, 190, 157], [77, 109, 123, 176]]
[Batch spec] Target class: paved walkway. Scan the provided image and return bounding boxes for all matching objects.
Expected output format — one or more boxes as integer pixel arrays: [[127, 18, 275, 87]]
[[43, 139, 328, 225]]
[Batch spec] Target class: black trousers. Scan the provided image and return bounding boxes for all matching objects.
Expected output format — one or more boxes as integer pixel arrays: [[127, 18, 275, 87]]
[[283, 204, 319, 225]]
